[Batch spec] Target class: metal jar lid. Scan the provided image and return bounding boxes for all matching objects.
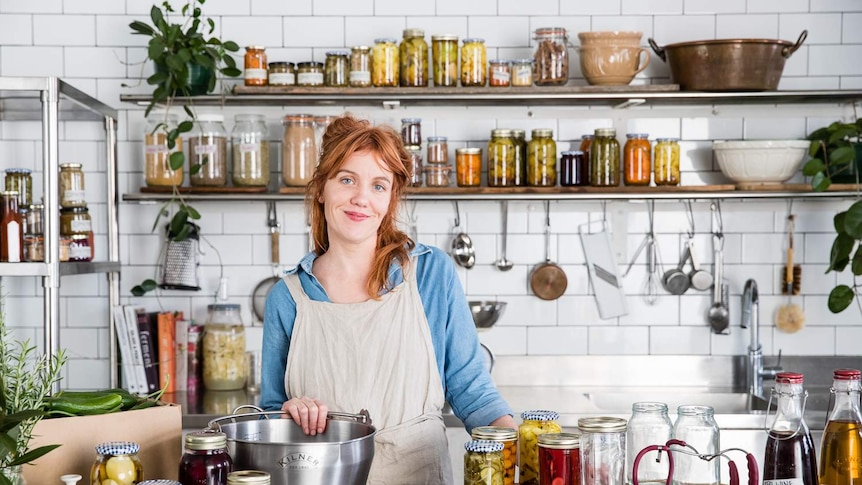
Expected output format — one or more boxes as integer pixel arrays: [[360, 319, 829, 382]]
[[577, 416, 627, 432], [184, 430, 227, 450], [595, 128, 616, 137], [538, 432, 581, 449], [464, 440, 504, 453], [403, 28, 425, 38], [532, 128, 554, 138], [522, 410, 560, 421], [431, 35, 459, 42], [471, 426, 517, 441], [227, 471, 271, 485], [60, 162, 83, 170], [456, 148, 482, 155], [491, 129, 514, 138]]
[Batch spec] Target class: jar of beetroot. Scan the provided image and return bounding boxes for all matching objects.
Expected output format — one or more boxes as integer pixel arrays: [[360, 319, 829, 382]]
[[178, 430, 233, 485]]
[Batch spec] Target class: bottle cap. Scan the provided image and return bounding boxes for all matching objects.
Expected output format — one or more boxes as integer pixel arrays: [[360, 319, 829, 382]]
[[833, 368, 861, 380], [776, 372, 804, 384]]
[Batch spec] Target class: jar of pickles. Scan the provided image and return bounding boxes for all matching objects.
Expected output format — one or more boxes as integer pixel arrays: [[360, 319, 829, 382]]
[[400, 28, 428, 87], [244, 46, 267, 86], [654, 138, 681, 186], [231, 114, 270, 187], [282, 114, 317, 187], [372, 38, 399, 87], [464, 440, 505, 485], [179, 430, 233, 485], [512, 130, 527, 186], [91, 441, 143, 485], [427, 136, 448, 165], [578, 417, 627, 485], [590, 128, 620, 187], [406, 146, 423, 187], [487, 129, 517, 187], [527, 128, 557, 187], [60, 207, 91, 237], [538, 433, 581, 485], [533, 28, 569, 86], [324, 50, 349, 87], [489, 60, 511, 87], [461, 38, 487, 86], [296, 62, 324, 87], [5, 169, 32, 209], [511, 59, 534, 86], [188, 114, 228, 187], [560, 150, 588, 187], [349, 46, 372, 87], [471, 426, 517, 485], [431, 35, 459, 87], [520, 410, 562, 485], [624, 133, 651, 186], [59, 163, 86, 207], [456, 148, 482, 187], [203, 304, 247, 391], [268, 62, 295, 86], [145, 112, 184, 187]]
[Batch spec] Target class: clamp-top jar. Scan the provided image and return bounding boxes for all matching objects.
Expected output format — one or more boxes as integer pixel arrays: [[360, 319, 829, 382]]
[[91, 441, 143, 485], [202, 304, 247, 391], [179, 430, 233, 485], [533, 28, 569, 86]]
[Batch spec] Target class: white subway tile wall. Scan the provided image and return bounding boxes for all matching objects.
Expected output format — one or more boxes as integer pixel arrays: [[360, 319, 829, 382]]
[[0, 1, 861, 389]]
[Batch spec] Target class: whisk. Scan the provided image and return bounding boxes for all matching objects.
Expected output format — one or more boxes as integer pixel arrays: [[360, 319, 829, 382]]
[[624, 201, 662, 304]]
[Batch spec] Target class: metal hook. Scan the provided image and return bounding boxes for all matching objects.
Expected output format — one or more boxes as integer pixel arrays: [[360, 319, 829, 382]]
[[266, 201, 279, 231], [684, 200, 695, 238], [453, 201, 461, 228]]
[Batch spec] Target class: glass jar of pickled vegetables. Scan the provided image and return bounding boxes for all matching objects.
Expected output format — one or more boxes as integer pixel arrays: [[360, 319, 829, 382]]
[[324, 50, 349, 87], [296, 62, 324, 87], [487, 129, 517, 187], [400, 28, 428, 87], [349, 46, 372, 87], [60, 206, 91, 237], [145, 112, 184, 187], [511, 59, 534, 86], [464, 440, 505, 485], [372, 38, 399, 87], [91, 441, 143, 485], [533, 27, 569, 86], [538, 433, 581, 485], [203, 304, 247, 391], [512, 129, 527, 186], [560, 150, 588, 187], [189, 114, 228, 187], [431, 35, 459, 87], [231, 114, 270, 187], [654, 138, 681, 186], [406, 146, 423, 187], [527, 128, 557, 187], [520, 410, 562, 485], [282, 114, 317, 187], [624, 133, 651, 186], [456, 148, 482, 187], [461, 38, 487, 86], [579, 417, 627, 485], [471, 426, 517, 485], [59, 163, 86, 208], [590, 128, 620, 187], [489, 60, 511, 87], [427, 136, 448, 165], [179, 430, 233, 485], [268, 62, 295, 86], [5, 168, 32, 209]]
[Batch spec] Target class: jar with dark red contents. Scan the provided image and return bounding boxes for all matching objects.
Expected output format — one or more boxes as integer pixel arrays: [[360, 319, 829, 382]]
[[178, 430, 233, 485], [560, 150, 588, 186], [538, 432, 581, 485]]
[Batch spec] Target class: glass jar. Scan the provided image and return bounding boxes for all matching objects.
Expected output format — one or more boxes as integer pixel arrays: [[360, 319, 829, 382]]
[[512, 130, 528, 186], [281, 114, 317, 187], [140, 481, 181, 485], [203, 304, 247, 391], [471, 426, 517, 485], [145, 112, 184, 187], [538, 433, 581, 485], [90, 441, 143, 485], [578, 417, 627, 485], [25, 204, 43, 235], [464, 440, 505, 485], [59, 163, 86, 208], [244, 46, 268, 86], [5, 169, 32, 209], [69, 233, 93, 262], [296, 62, 324, 87], [424, 165, 451, 188], [400, 28, 428, 87], [23, 235, 43, 262], [431, 35, 459, 87], [189, 114, 228, 187], [461, 38, 487, 86], [202, 389, 246, 416], [626, 402, 673, 485], [227, 471, 271, 485], [560, 150, 588, 187], [764, 373, 818, 485], [489, 60, 511, 87], [349, 46, 372, 87], [1, 191, 23, 263], [512, 59, 534, 86], [820, 368, 862, 485], [324, 50, 349, 87], [314, 115, 334, 158], [488, 129, 517, 187], [533, 27, 569, 86], [401, 118, 422, 147], [456, 148, 482, 187], [406, 145, 423, 187], [520, 410, 563, 485], [427, 136, 448, 165], [231, 114, 270, 187], [527, 128, 557, 187], [672, 405, 720, 485], [267, 62, 295, 86], [372, 38, 399, 87], [179, 430, 232, 485], [60, 207, 91, 237], [59, 237, 70, 262], [624, 133, 652, 186], [654, 138, 681, 186], [590, 128, 621, 187]]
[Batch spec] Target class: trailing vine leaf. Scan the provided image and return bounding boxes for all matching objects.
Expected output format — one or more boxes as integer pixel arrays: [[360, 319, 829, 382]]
[[828, 285, 855, 313], [844, 200, 862, 240], [828, 232, 854, 273]]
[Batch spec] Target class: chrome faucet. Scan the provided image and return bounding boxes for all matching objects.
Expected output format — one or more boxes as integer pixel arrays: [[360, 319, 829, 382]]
[[740, 279, 782, 397]]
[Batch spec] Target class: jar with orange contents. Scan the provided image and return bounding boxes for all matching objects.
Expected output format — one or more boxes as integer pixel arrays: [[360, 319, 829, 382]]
[[456, 148, 482, 187], [624, 133, 651, 186], [244, 46, 268, 86], [472, 426, 517, 485]]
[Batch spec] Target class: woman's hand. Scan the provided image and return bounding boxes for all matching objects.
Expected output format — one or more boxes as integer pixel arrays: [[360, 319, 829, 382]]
[[281, 396, 329, 435], [490, 414, 518, 430]]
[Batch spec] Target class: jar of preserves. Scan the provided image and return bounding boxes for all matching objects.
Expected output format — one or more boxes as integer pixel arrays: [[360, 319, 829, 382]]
[[179, 430, 233, 485], [267, 62, 295, 86], [406, 146, 423, 187], [489, 60, 511, 87], [69, 233, 93, 262], [461, 38, 487, 86], [520, 410, 562, 485], [427, 136, 448, 165], [296, 62, 324, 87], [281, 114, 317, 187], [512, 129, 528, 186], [349, 46, 372, 87], [60, 206, 91, 237], [227, 471, 271, 485], [456, 148, 482, 187], [424, 165, 451, 187], [654, 138, 681, 186], [590, 128, 620, 187], [244, 46, 268, 86], [527, 128, 557, 187], [372, 38, 399, 87], [626, 402, 673, 485], [90, 441, 143, 485], [324, 50, 349, 87], [401, 118, 422, 147], [487, 129, 517, 187], [189, 114, 228, 187], [579, 417, 627, 485], [560, 150, 588, 187], [5, 168, 32, 208], [511, 59, 534, 86], [672, 406, 719, 485], [400, 28, 428, 87], [1, 191, 23, 263], [431, 35, 459, 87], [464, 440, 505, 485], [203, 303, 247, 391], [471, 426, 517, 485], [533, 28, 569, 86], [624, 133, 651, 186], [59, 162, 86, 208], [145, 112, 184, 187], [231, 114, 270, 187], [538, 433, 581, 485]]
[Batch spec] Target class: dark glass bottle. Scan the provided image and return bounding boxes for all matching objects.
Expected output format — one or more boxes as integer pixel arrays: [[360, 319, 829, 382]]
[[178, 430, 233, 485], [763, 372, 818, 485], [819, 369, 862, 485]]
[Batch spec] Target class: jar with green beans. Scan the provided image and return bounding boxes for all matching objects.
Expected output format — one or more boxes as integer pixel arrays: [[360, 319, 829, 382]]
[[590, 128, 621, 187], [324, 50, 349, 87], [512, 129, 527, 186]]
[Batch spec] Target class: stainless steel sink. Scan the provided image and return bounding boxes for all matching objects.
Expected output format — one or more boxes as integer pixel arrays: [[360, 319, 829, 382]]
[[584, 390, 769, 414]]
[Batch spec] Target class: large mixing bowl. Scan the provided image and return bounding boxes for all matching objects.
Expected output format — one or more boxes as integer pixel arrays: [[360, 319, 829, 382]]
[[470, 301, 507, 329], [713, 140, 809, 185]]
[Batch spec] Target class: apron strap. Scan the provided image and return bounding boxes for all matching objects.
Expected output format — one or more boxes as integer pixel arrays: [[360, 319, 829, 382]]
[[283, 273, 310, 310]]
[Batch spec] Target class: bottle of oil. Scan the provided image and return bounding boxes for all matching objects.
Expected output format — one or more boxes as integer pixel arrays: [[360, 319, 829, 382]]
[[819, 368, 862, 485], [763, 372, 818, 485]]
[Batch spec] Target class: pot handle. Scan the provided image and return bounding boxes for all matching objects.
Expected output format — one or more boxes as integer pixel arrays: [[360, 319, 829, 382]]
[[782, 30, 808, 58], [328, 409, 373, 426], [647, 38, 666, 62]]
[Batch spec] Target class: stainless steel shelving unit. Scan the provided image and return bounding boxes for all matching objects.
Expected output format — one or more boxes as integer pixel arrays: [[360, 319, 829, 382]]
[[0, 77, 120, 391]]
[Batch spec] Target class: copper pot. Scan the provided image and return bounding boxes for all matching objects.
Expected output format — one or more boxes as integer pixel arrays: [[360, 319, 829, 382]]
[[648, 31, 807, 91]]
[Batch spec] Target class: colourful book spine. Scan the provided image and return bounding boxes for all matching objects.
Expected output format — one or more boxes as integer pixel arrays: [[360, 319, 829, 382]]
[[137, 312, 160, 394], [157, 311, 177, 393], [174, 317, 190, 392]]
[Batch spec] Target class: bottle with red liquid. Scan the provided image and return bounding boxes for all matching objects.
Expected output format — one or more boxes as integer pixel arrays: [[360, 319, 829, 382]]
[[819, 368, 862, 485], [763, 372, 818, 485], [178, 430, 232, 485]]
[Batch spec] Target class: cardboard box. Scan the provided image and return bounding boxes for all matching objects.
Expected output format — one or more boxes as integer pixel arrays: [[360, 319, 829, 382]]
[[23, 403, 182, 483]]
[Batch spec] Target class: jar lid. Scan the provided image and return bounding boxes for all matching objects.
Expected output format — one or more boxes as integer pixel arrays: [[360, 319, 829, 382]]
[[521, 410, 559, 421], [776, 372, 804, 384], [538, 432, 581, 449], [834, 368, 861, 380], [227, 470, 271, 485], [534, 27, 568, 36], [374, 37, 397, 44], [577, 416, 627, 432], [471, 426, 517, 441], [95, 441, 140, 455], [595, 128, 616, 137], [60, 163, 83, 169], [403, 28, 425, 38], [404, 144, 422, 151], [560, 150, 584, 156], [532, 128, 553, 138], [431, 35, 459, 41], [325, 50, 349, 57], [60, 206, 89, 214], [208, 303, 241, 311], [283, 114, 314, 124], [401, 118, 422, 123], [197, 113, 225, 123], [245, 46, 266, 51], [139, 481, 182, 485], [268, 61, 294, 68], [297, 61, 323, 68], [512, 129, 525, 138], [463, 38, 485, 44], [489, 59, 510, 65], [427, 136, 447, 142], [235, 114, 266, 122], [456, 148, 482, 155], [464, 440, 504, 453], [581, 134, 594, 140], [626, 133, 649, 139], [512, 58, 534, 64], [185, 430, 228, 450], [1, 190, 19, 196], [147, 110, 179, 121], [677, 405, 714, 416], [5, 168, 32, 174], [491, 129, 513, 138], [656, 137, 680, 142], [351, 45, 372, 52], [30, 204, 44, 210]]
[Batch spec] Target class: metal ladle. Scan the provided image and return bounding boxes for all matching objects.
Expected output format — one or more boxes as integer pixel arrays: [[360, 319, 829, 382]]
[[495, 201, 513, 271], [450, 201, 475, 269], [707, 202, 730, 334]]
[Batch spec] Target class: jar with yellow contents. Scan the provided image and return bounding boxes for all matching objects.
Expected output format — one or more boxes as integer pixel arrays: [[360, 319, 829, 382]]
[[487, 129, 517, 187], [519, 410, 562, 485], [91, 441, 143, 485], [527, 128, 557, 186], [372, 38, 399, 87], [471, 426, 517, 485], [431, 35, 459, 87], [460, 38, 487, 86], [464, 440, 505, 485], [654, 137, 681, 186], [399, 28, 428, 87]]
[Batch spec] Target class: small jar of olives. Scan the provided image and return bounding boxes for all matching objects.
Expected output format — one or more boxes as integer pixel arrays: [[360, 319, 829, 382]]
[[91, 441, 144, 485]]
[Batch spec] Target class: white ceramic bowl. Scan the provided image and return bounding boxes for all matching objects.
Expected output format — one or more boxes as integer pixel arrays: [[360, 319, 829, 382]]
[[713, 140, 810, 184]]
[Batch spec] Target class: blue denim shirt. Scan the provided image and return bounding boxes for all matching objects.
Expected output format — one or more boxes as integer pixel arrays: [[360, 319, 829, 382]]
[[260, 243, 513, 432]]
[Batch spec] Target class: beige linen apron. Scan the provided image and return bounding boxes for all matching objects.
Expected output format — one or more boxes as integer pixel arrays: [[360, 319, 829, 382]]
[[283, 259, 453, 485]]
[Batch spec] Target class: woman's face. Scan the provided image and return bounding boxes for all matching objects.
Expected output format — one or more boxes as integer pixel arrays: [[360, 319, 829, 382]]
[[320, 150, 394, 248]]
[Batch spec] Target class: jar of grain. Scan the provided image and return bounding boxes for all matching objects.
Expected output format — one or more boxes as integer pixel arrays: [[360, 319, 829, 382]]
[[188, 114, 228, 187], [231, 114, 270, 187], [282, 114, 317, 187], [144, 112, 184, 187]]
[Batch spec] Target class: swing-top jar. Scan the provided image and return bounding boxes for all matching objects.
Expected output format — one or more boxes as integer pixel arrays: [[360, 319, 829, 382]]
[[203, 304, 247, 391], [764, 372, 817, 485], [91, 441, 143, 485]]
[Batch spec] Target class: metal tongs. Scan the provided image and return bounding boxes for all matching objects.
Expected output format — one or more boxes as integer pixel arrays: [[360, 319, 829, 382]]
[[632, 439, 759, 485]]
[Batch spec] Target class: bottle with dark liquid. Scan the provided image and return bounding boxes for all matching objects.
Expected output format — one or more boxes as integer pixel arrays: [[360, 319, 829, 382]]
[[763, 372, 818, 485], [819, 368, 862, 485]]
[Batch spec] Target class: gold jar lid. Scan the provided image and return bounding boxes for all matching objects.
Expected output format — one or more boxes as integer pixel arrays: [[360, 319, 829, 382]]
[[60, 162, 83, 170], [532, 128, 553, 138], [577, 416, 627, 432], [227, 470, 271, 485], [491, 129, 514, 138], [471, 426, 517, 441], [595, 128, 616, 137], [538, 432, 581, 449], [431, 35, 459, 42], [456, 148, 482, 155], [403, 28, 425, 38], [184, 430, 227, 451]]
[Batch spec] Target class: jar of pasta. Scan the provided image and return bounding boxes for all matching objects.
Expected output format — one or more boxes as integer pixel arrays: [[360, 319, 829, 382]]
[[487, 129, 517, 187], [188, 114, 228, 187], [511, 59, 534, 86], [533, 28, 569, 86], [244, 46, 267, 86], [268, 62, 295, 86], [471, 426, 517, 485], [489, 60, 511, 87], [296, 62, 324, 87], [464, 440, 505, 485], [400, 28, 428, 87], [456, 148, 482, 187], [282, 114, 317, 187], [144, 112, 184, 187], [461, 38, 487, 86], [590, 128, 620, 187], [431, 35, 459, 87], [372, 38, 399, 87], [520, 410, 562, 485], [624, 133, 651, 186], [349, 46, 372, 87], [231, 114, 270, 187], [203, 304, 247, 391], [654, 138, 681, 186], [324, 50, 349, 87], [527, 128, 557, 187]]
